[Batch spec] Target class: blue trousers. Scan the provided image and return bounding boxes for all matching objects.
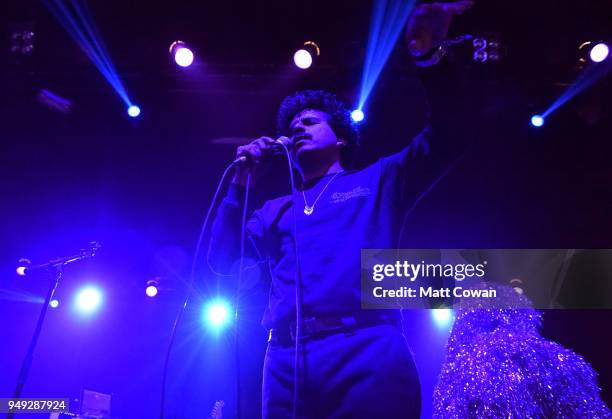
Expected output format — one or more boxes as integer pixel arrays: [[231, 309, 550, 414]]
[[262, 324, 421, 418]]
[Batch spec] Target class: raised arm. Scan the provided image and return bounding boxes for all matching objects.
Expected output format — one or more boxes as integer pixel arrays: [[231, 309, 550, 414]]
[[381, 1, 475, 207]]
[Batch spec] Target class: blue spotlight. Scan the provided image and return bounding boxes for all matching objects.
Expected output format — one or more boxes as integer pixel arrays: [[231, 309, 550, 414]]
[[49, 299, 60, 309], [351, 109, 365, 123], [358, 0, 417, 110], [44, 0, 137, 114], [590, 42, 609, 63], [74, 286, 103, 315], [431, 308, 454, 328], [127, 105, 141, 118], [203, 299, 233, 332], [530, 114, 544, 127]]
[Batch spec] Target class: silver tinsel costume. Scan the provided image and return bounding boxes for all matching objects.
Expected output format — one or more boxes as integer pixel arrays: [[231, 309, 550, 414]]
[[433, 284, 612, 418]]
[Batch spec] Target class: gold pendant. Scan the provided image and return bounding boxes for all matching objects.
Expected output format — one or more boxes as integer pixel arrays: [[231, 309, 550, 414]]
[[304, 206, 314, 215]]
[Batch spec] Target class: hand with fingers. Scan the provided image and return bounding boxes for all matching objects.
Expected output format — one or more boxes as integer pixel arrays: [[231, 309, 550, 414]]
[[405, 1, 473, 56], [232, 136, 278, 187]]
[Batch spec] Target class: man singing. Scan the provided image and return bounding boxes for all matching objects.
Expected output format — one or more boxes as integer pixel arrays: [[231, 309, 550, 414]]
[[209, 2, 473, 417]]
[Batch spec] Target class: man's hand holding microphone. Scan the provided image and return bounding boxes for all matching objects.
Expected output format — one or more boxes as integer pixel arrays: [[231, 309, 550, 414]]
[[232, 136, 291, 187]]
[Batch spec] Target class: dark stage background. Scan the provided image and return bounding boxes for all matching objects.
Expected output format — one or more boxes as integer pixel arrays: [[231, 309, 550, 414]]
[[1, 1, 611, 418]]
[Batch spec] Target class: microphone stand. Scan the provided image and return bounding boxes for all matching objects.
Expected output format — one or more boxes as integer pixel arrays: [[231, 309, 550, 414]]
[[8, 242, 101, 419]]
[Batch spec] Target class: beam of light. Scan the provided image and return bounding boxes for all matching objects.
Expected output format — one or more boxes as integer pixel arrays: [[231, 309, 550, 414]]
[[431, 308, 454, 328], [43, 0, 135, 108], [358, 0, 417, 111], [202, 298, 233, 333], [351, 109, 365, 122], [37, 89, 72, 114], [530, 114, 544, 127], [0, 288, 45, 304], [293, 49, 313, 69], [590, 42, 609, 63], [541, 56, 612, 121], [74, 285, 103, 315]]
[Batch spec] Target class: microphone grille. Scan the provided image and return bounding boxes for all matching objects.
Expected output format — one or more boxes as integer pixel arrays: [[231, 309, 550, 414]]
[[276, 136, 292, 148]]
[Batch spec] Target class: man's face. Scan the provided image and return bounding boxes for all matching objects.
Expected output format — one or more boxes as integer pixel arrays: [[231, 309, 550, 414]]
[[289, 109, 343, 165]]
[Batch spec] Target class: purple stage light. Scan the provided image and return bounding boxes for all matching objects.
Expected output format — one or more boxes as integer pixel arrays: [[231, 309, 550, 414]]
[[145, 278, 159, 297], [50, 299, 60, 308], [145, 285, 158, 297], [590, 42, 609, 63], [174, 47, 194, 67], [293, 49, 313, 69], [16, 258, 31, 276], [74, 286, 103, 315], [293, 41, 320, 70], [169, 40, 194, 68]]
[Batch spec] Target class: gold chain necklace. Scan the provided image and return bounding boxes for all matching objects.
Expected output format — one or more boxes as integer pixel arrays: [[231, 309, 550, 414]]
[[301, 171, 343, 215]]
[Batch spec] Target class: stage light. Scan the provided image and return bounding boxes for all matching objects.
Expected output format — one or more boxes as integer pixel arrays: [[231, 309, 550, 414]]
[[9, 28, 35, 55], [293, 41, 320, 70], [351, 109, 365, 122], [472, 35, 503, 63], [74, 286, 103, 315], [37, 89, 72, 114], [44, 1, 137, 116], [175, 48, 194, 67], [203, 299, 233, 332], [293, 50, 312, 69], [590, 42, 609, 63], [127, 105, 141, 118], [510, 278, 524, 295], [145, 278, 159, 298], [358, 1, 416, 112], [16, 258, 31, 276], [50, 299, 60, 308], [531, 114, 544, 127], [169, 41, 194, 67], [432, 308, 453, 328], [145, 285, 158, 297]]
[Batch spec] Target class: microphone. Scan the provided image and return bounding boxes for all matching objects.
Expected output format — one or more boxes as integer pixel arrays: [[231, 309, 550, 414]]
[[15, 242, 102, 276], [232, 136, 292, 165]]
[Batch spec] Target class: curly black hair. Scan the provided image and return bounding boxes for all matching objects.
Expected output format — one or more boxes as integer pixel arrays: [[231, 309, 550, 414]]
[[276, 90, 360, 167]]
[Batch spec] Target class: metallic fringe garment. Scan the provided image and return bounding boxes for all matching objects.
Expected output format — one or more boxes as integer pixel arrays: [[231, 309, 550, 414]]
[[434, 285, 612, 418]]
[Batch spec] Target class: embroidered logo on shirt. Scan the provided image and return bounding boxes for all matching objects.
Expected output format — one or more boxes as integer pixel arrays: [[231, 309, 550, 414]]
[[329, 186, 371, 204]]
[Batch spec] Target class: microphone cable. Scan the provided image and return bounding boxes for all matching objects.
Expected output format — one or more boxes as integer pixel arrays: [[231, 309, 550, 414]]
[[159, 139, 301, 419], [275, 142, 305, 419], [234, 172, 251, 419], [159, 160, 237, 419]]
